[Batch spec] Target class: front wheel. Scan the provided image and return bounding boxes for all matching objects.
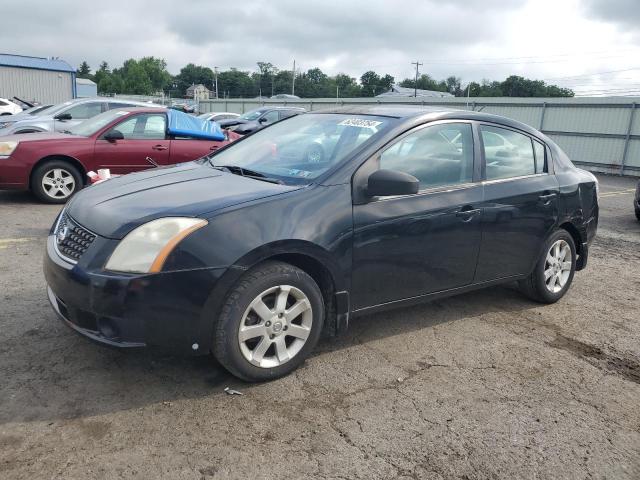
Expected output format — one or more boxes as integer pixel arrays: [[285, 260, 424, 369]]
[[213, 261, 324, 381], [519, 229, 577, 303], [31, 160, 82, 204]]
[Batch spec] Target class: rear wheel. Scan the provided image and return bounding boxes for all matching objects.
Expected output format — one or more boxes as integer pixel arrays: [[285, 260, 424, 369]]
[[519, 229, 576, 303], [31, 160, 82, 204], [213, 261, 324, 382]]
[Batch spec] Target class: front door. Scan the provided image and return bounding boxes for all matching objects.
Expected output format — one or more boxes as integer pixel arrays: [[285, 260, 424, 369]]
[[93, 113, 171, 174], [351, 122, 483, 310], [475, 124, 559, 282]]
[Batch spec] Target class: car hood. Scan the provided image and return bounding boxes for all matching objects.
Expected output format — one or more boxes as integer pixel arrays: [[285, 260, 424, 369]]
[[66, 162, 300, 239], [4, 132, 84, 143]]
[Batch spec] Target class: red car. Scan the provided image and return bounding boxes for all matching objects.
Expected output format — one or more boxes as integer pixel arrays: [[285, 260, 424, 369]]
[[0, 107, 239, 203]]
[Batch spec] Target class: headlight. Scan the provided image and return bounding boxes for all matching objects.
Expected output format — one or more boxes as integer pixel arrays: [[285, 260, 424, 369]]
[[0, 140, 18, 158], [105, 217, 208, 273]]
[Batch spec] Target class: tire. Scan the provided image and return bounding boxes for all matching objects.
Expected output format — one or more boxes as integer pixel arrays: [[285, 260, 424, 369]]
[[31, 160, 82, 204], [518, 229, 577, 304], [213, 261, 325, 382]]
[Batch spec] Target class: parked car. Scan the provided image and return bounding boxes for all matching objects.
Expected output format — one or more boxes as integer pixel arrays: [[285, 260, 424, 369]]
[[44, 106, 598, 381], [0, 98, 22, 116], [218, 106, 305, 135], [271, 94, 300, 99], [0, 107, 239, 203], [17, 104, 53, 116], [198, 112, 240, 122], [0, 97, 160, 136], [635, 179, 640, 221]]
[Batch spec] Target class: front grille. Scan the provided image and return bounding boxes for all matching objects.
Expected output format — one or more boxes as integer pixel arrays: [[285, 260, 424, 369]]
[[54, 212, 96, 262]]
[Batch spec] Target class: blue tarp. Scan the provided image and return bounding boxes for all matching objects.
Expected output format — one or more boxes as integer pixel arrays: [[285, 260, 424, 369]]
[[166, 109, 225, 141]]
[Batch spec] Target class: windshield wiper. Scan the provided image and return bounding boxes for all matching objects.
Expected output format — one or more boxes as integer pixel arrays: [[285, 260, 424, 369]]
[[210, 164, 283, 184]]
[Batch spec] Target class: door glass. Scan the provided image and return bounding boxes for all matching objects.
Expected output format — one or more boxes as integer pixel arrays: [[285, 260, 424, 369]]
[[533, 140, 546, 174], [481, 125, 535, 180], [261, 111, 279, 123], [64, 102, 104, 119], [379, 123, 474, 190], [110, 114, 166, 139]]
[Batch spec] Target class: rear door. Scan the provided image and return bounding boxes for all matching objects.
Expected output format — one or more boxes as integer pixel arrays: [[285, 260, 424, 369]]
[[475, 123, 559, 282], [169, 137, 226, 163], [93, 113, 171, 174]]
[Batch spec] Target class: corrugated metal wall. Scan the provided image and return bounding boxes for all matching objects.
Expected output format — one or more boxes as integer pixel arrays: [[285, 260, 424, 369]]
[[0, 66, 74, 104], [198, 96, 640, 176]]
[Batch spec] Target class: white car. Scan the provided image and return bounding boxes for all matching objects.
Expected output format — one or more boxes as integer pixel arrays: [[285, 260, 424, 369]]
[[0, 98, 23, 116], [197, 112, 240, 122]]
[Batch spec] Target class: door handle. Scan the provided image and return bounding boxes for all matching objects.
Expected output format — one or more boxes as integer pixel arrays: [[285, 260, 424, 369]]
[[455, 208, 481, 221], [539, 193, 557, 204], [209, 145, 219, 151], [152, 144, 168, 151]]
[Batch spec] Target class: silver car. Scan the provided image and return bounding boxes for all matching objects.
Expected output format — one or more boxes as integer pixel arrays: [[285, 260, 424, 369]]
[[0, 98, 161, 136], [197, 112, 240, 122]]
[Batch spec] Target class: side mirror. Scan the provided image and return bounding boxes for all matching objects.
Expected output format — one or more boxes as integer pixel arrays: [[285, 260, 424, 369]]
[[104, 130, 124, 141], [54, 112, 72, 121], [258, 117, 268, 123], [367, 169, 419, 197]]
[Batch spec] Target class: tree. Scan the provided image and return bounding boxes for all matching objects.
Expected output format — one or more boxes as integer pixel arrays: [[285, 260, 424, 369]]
[[175, 63, 215, 95], [77, 61, 92, 79]]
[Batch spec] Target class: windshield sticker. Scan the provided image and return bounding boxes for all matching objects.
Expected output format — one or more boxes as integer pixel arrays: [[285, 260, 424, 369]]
[[338, 118, 382, 128], [288, 169, 311, 178]]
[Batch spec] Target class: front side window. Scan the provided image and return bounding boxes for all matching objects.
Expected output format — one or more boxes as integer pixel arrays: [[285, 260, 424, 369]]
[[379, 122, 474, 190], [481, 125, 535, 180], [261, 111, 280, 123], [64, 102, 104, 120], [111, 114, 166, 139]]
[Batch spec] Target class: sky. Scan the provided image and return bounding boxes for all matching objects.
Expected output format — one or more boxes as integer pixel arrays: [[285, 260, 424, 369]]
[[2, 0, 640, 95]]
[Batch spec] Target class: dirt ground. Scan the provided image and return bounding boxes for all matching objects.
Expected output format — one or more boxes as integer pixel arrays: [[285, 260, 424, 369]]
[[0, 173, 639, 480]]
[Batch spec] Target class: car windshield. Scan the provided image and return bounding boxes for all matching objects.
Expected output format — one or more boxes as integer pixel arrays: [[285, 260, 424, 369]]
[[67, 109, 132, 137], [207, 113, 393, 184], [240, 109, 266, 121]]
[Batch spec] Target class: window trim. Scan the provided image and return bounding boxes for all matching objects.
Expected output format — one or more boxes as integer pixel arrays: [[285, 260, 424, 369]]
[[352, 119, 480, 204], [477, 121, 550, 182], [100, 112, 168, 140]]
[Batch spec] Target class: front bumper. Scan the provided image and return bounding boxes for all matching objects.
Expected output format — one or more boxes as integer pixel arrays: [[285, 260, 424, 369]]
[[44, 235, 230, 354]]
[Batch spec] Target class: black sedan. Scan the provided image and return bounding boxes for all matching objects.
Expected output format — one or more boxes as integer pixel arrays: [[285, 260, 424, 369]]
[[44, 106, 599, 381], [218, 106, 305, 134]]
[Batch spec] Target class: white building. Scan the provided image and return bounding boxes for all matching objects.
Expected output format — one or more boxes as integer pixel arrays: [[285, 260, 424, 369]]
[[186, 84, 211, 101]]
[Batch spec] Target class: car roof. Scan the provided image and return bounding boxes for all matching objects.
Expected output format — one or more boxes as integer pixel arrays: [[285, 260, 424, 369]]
[[310, 105, 544, 138], [110, 106, 168, 114]]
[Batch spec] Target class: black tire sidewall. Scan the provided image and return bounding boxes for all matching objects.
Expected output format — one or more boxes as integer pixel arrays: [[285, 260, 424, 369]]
[[533, 229, 577, 302], [214, 263, 325, 382], [32, 160, 82, 204]]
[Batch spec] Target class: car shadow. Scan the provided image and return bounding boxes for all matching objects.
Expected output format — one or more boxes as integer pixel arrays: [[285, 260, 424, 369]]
[[0, 282, 541, 425]]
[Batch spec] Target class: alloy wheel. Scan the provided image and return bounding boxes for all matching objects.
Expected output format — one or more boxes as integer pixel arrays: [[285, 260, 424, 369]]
[[42, 168, 75, 200], [544, 239, 572, 293], [238, 285, 313, 368]]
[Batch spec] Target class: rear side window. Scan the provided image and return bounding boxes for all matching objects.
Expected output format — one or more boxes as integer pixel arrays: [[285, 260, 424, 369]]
[[481, 125, 535, 180], [379, 122, 474, 190], [262, 111, 280, 123], [533, 140, 546, 174]]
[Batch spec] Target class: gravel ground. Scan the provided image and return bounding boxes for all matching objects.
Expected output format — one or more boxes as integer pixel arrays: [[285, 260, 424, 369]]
[[0, 173, 639, 480]]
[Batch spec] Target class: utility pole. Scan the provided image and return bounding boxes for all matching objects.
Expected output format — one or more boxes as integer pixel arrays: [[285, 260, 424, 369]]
[[411, 61, 423, 98], [292, 59, 296, 96], [214, 66, 219, 99]]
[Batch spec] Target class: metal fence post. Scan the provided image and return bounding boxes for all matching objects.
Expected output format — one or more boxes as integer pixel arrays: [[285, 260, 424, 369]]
[[539, 102, 547, 131], [620, 102, 636, 175]]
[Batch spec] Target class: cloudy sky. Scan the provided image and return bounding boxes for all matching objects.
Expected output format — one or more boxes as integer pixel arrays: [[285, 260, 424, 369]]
[[2, 0, 639, 95]]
